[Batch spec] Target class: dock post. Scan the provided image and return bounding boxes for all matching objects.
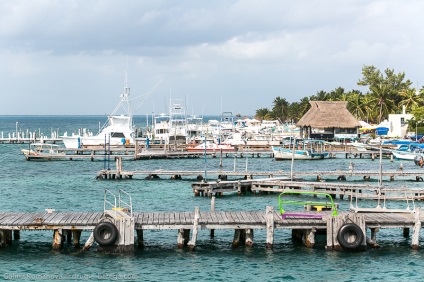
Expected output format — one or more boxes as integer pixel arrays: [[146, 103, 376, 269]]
[[52, 229, 63, 250], [72, 230, 81, 247], [210, 195, 215, 237], [82, 233, 95, 252], [412, 207, 421, 250], [66, 230, 72, 244], [137, 230, 144, 249], [177, 229, 186, 249], [266, 206, 274, 249], [0, 230, 13, 246], [220, 149, 223, 167], [188, 207, 200, 251], [245, 229, 254, 247], [304, 228, 316, 248], [232, 229, 241, 248], [13, 230, 20, 240], [367, 228, 380, 248], [403, 227, 410, 238]]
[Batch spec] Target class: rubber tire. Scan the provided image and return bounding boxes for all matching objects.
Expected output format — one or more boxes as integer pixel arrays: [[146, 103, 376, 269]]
[[337, 223, 364, 250], [93, 222, 118, 246]]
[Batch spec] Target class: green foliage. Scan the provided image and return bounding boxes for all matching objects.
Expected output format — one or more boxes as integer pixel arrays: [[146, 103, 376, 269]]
[[256, 65, 423, 124]]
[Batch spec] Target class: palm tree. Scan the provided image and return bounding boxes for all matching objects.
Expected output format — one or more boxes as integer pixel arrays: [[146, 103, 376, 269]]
[[399, 88, 424, 112], [272, 97, 289, 122], [255, 108, 271, 121], [347, 91, 366, 120], [369, 83, 394, 124]]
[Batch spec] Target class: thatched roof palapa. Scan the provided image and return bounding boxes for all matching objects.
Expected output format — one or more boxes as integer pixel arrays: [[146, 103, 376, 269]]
[[296, 101, 361, 129]]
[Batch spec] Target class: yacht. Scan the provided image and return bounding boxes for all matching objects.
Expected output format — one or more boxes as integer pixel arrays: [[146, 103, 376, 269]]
[[61, 78, 154, 149]]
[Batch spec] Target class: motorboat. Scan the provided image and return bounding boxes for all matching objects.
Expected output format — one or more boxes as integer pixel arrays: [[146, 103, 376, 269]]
[[61, 77, 156, 149], [272, 139, 329, 160], [21, 143, 66, 160]]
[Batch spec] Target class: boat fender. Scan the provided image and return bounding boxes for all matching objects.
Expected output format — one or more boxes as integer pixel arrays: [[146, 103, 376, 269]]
[[93, 222, 118, 246], [337, 223, 364, 250]]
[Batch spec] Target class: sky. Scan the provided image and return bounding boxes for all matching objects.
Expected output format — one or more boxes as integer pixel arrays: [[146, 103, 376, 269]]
[[0, 0, 423, 116]]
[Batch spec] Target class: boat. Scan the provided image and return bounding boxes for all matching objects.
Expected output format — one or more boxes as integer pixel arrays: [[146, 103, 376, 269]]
[[61, 77, 155, 149], [152, 99, 188, 145], [272, 139, 329, 160], [21, 143, 66, 160], [392, 143, 424, 161], [186, 142, 236, 152]]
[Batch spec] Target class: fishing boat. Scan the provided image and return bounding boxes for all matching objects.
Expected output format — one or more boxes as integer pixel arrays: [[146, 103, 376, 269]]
[[61, 77, 156, 149], [21, 143, 66, 160], [272, 139, 329, 160], [392, 143, 424, 161]]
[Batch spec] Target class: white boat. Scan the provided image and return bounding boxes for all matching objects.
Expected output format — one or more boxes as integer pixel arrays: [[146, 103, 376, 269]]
[[153, 99, 188, 145], [392, 144, 424, 160], [61, 77, 156, 149], [21, 143, 66, 160], [272, 139, 329, 160]]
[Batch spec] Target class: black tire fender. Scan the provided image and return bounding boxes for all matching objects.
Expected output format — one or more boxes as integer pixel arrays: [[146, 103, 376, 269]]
[[337, 223, 364, 250], [93, 222, 118, 246]]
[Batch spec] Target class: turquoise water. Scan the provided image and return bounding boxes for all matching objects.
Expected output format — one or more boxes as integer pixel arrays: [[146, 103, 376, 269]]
[[1, 116, 424, 281]]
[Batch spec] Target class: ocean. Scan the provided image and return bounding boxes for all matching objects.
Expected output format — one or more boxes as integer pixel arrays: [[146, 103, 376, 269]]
[[0, 116, 423, 281]]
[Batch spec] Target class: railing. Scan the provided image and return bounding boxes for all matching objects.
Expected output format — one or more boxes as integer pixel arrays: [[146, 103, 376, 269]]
[[104, 189, 117, 218], [118, 189, 133, 217], [278, 190, 338, 219], [350, 187, 416, 213], [103, 189, 133, 218]]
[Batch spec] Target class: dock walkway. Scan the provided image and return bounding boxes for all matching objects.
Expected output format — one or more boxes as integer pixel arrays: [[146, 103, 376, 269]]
[[0, 207, 421, 251]]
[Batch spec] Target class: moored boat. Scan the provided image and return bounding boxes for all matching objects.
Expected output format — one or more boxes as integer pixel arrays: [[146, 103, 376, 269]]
[[21, 143, 66, 160], [272, 139, 329, 160]]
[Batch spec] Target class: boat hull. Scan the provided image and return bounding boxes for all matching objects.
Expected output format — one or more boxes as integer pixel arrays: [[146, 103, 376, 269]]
[[272, 147, 329, 160]]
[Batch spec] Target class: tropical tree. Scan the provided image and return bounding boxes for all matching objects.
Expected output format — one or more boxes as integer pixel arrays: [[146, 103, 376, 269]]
[[368, 83, 394, 124], [347, 91, 366, 120], [272, 97, 289, 122], [398, 88, 424, 112], [255, 108, 271, 120]]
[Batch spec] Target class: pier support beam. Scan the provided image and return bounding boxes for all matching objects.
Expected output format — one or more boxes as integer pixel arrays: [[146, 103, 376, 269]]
[[0, 230, 13, 247], [366, 228, 380, 248], [210, 196, 215, 238], [266, 206, 274, 249], [403, 227, 410, 238], [412, 207, 421, 250], [52, 229, 63, 250], [188, 207, 200, 251], [304, 228, 316, 248], [72, 230, 81, 248], [137, 230, 144, 249], [245, 229, 254, 247], [13, 230, 20, 240], [177, 229, 190, 249]]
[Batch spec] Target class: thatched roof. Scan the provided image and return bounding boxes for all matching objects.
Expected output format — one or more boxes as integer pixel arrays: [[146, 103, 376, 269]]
[[296, 101, 361, 128]]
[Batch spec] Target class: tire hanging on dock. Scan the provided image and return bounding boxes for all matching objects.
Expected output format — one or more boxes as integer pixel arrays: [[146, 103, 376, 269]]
[[93, 222, 118, 246], [337, 223, 364, 250]]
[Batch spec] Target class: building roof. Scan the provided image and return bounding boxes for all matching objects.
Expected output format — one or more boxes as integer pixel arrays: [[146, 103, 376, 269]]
[[296, 101, 361, 129]]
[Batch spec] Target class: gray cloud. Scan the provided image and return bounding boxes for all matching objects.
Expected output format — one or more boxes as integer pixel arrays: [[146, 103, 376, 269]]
[[0, 0, 423, 115]]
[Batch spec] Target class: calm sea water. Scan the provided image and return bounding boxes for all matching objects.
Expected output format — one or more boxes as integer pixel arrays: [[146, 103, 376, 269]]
[[0, 116, 424, 281]]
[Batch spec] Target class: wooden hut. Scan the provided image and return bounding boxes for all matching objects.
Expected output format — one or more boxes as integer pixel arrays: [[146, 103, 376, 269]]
[[296, 101, 361, 141]]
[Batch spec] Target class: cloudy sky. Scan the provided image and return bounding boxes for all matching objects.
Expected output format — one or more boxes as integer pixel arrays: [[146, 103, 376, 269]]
[[0, 0, 423, 116]]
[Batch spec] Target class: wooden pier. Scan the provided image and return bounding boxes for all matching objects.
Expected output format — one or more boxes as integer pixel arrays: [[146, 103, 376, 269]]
[[0, 206, 421, 251]]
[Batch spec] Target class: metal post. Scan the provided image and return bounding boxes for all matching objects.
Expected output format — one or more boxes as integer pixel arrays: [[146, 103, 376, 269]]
[[203, 135, 207, 181]]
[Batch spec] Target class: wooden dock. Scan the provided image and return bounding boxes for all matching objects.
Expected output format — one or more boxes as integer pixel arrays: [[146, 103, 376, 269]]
[[190, 178, 424, 200], [0, 206, 421, 251]]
